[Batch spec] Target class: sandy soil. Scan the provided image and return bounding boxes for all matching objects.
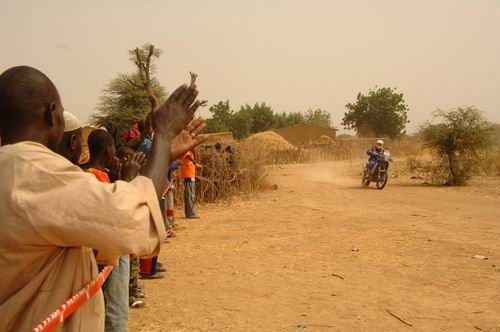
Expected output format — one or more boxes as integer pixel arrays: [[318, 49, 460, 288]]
[[129, 161, 500, 331]]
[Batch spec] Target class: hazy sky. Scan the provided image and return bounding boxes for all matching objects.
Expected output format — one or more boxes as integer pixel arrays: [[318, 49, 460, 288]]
[[1, 0, 499, 133]]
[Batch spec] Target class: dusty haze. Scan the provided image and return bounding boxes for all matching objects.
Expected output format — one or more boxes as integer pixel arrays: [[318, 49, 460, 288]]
[[0, 0, 499, 132]]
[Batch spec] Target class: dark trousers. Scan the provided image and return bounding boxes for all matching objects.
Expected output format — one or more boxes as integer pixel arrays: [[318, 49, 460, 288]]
[[183, 178, 197, 218]]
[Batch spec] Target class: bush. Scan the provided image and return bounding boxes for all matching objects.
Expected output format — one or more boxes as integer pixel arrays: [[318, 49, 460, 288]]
[[496, 151, 500, 176], [480, 147, 500, 176], [405, 156, 453, 184], [419, 107, 494, 185]]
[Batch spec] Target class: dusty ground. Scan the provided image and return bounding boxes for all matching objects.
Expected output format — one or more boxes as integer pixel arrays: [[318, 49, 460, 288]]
[[129, 161, 500, 331]]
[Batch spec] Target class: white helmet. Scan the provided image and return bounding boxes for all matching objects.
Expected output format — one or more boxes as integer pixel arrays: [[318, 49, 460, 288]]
[[376, 139, 384, 146]]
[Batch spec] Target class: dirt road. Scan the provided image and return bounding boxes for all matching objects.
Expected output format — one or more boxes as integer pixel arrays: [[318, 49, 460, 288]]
[[129, 161, 500, 331]]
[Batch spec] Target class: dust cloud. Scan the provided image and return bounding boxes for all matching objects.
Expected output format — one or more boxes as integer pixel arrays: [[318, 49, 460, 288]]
[[297, 161, 360, 187]]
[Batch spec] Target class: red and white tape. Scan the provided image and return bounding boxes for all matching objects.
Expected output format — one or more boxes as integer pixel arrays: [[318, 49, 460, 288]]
[[161, 178, 175, 199], [32, 265, 113, 332]]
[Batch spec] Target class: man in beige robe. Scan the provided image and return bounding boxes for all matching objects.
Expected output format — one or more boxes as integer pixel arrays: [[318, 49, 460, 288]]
[[0, 66, 206, 331]]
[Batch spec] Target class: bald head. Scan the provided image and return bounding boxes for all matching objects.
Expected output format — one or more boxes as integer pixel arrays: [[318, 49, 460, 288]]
[[0, 66, 64, 151]]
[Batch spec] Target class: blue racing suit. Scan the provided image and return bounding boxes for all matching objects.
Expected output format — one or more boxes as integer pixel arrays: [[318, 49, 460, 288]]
[[367, 146, 384, 171]]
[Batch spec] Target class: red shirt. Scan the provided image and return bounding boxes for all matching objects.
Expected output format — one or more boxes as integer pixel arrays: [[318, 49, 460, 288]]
[[122, 124, 140, 143], [87, 168, 111, 184]]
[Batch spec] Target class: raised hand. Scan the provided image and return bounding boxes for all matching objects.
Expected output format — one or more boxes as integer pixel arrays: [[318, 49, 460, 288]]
[[142, 74, 205, 200], [121, 152, 147, 182], [170, 117, 207, 162], [149, 82, 201, 140], [108, 157, 122, 182]]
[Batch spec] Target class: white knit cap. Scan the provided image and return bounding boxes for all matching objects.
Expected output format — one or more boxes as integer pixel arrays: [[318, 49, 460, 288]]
[[63, 111, 82, 132]]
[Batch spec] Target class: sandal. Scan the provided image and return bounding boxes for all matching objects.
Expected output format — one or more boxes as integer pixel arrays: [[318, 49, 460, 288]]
[[140, 273, 164, 280], [130, 300, 145, 309]]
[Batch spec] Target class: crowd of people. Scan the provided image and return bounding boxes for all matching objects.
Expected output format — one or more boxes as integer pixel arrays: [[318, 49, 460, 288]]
[[0, 65, 207, 331], [64, 102, 207, 328]]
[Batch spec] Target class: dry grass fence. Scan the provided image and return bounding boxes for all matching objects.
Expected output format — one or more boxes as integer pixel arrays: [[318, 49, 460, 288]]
[[173, 144, 270, 205]]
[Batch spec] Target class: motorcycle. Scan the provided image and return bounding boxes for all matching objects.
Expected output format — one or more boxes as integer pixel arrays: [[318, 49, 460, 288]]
[[361, 150, 391, 190]]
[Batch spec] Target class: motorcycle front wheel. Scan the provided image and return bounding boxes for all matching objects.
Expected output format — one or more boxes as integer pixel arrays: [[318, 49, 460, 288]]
[[362, 171, 370, 186], [376, 171, 388, 189]]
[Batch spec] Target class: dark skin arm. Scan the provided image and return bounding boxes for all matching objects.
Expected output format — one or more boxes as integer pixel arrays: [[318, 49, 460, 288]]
[[185, 153, 203, 169], [141, 84, 206, 200], [146, 71, 206, 165]]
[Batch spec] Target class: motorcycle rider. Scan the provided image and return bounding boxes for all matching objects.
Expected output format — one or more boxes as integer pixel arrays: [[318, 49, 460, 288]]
[[366, 139, 384, 173]]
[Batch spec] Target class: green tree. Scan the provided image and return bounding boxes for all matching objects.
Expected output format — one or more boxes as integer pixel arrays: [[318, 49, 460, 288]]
[[205, 100, 233, 133], [304, 108, 332, 128], [273, 112, 302, 128], [92, 44, 166, 130], [286, 112, 307, 126], [492, 123, 500, 142], [342, 87, 409, 138], [92, 73, 166, 130], [239, 102, 275, 134], [272, 112, 288, 128], [204, 101, 334, 139], [204, 101, 274, 139], [230, 111, 253, 139], [419, 106, 494, 185]]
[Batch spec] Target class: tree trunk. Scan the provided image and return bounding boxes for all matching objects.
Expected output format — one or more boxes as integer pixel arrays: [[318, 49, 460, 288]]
[[448, 153, 456, 185]]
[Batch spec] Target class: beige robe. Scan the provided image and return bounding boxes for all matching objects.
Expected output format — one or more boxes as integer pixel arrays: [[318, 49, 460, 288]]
[[0, 142, 166, 331]]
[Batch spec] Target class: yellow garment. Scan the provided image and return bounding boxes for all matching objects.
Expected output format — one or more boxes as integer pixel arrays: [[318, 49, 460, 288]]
[[0, 142, 165, 331]]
